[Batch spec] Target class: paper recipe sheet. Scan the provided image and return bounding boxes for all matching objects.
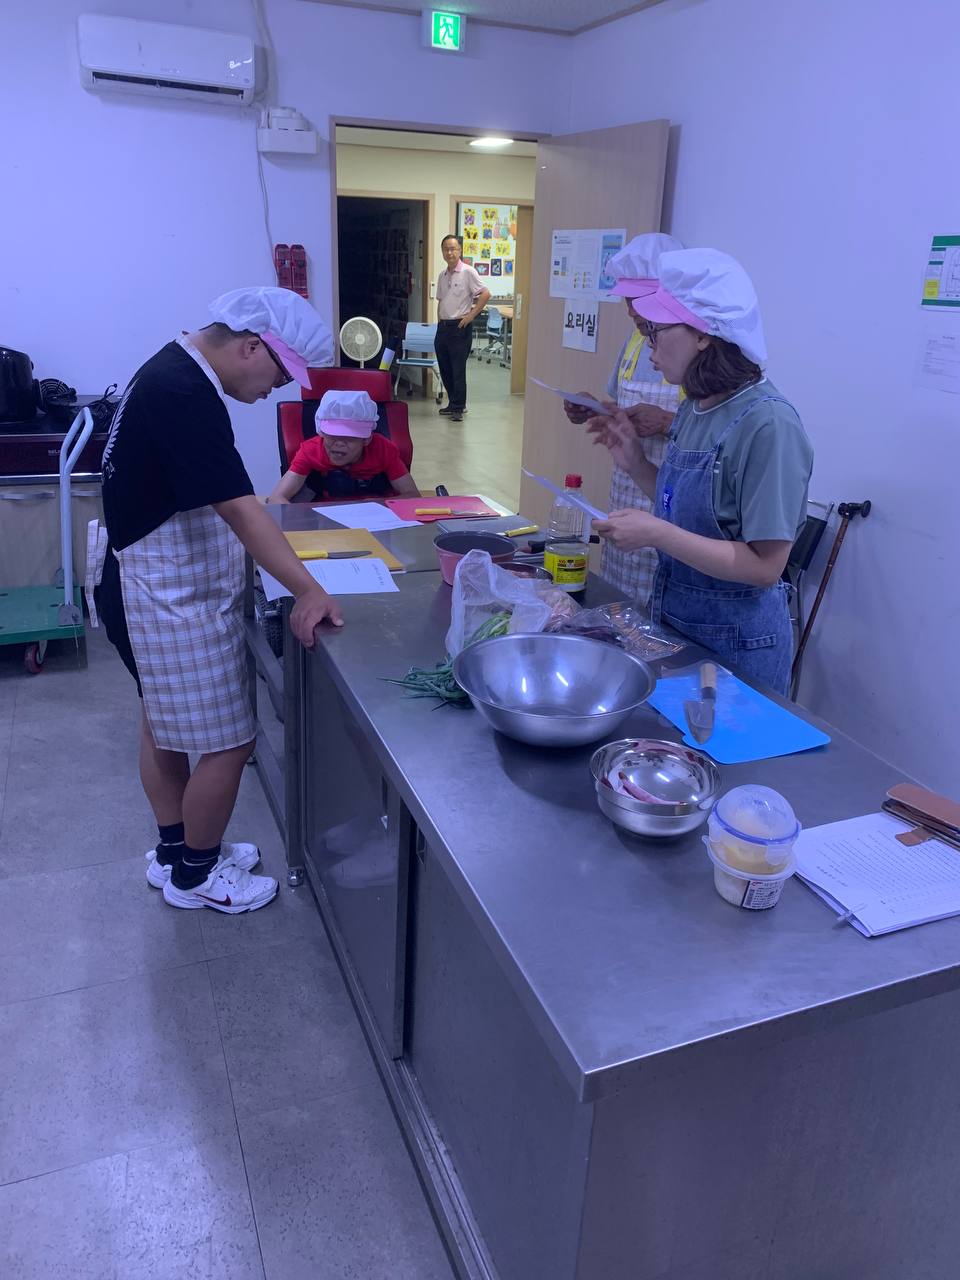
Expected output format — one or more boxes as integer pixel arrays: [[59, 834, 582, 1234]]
[[259, 558, 399, 601], [522, 469, 607, 521], [794, 811, 960, 936], [528, 378, 614, 416], [316, 502, 419, 531]]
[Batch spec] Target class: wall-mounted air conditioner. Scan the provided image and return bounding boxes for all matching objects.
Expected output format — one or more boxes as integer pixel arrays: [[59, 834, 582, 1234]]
[[77, 14, 258, 107]]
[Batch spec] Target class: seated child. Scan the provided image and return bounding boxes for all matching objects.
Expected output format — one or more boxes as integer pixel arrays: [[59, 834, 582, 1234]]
[[268, 389, 419, 503]]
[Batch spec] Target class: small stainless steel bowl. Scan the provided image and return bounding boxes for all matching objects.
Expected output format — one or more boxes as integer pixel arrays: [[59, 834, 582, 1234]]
[[498, 562, 553, 582], [590, 738, 721, 838], [452, 633, 656, 748]]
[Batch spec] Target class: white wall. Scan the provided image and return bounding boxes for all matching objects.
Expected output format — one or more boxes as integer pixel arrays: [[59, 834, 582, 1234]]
[[336, 144, 536, 313], [560, 0, 959, 795], [0, 0, 561, 492]]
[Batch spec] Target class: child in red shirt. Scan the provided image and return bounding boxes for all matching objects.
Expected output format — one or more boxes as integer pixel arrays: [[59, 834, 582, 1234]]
[[268, 389, 419, 503]]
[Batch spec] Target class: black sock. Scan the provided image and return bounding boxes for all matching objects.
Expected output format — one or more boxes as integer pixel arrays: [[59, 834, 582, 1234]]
[[171, 842, 221, 891], [156, 821, 185, 867]]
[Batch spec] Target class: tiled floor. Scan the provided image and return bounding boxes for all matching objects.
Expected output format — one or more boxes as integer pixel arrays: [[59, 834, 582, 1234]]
[[402, 357, 522, 510], [0, 630, 454, 1280]]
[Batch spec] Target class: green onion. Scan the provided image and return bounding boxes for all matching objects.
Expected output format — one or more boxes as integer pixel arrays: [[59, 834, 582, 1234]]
[[385, 612, 510, 706]]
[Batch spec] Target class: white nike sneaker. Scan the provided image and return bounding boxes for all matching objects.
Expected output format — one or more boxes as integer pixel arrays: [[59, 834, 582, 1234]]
[[162, 858, 278, 914], [145, 841, 260, 888]]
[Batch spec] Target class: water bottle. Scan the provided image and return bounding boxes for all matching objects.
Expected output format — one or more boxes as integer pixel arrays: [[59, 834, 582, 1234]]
[[547, 473, 585, 541]]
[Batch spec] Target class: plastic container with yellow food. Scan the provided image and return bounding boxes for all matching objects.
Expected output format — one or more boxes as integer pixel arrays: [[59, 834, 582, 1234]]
[[704, 785, 800, 910]]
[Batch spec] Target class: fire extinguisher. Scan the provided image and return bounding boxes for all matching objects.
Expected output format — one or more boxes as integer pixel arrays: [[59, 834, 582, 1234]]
[[273, 244, 308, 298]]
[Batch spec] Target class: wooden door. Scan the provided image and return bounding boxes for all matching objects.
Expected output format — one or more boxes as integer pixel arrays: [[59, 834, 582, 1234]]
[[518, 121, 670, 527], [510, 203, 534, 395]]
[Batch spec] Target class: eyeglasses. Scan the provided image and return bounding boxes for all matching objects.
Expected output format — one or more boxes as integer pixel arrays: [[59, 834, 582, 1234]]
[[262, 341, 294, 388], [641, 321, 679, 349]]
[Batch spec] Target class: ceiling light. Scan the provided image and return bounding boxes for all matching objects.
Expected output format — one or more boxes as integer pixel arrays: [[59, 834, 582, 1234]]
[[469, 136, 514, 149]]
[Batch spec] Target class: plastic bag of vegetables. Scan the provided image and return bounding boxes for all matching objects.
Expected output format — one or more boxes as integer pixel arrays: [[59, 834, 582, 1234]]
[[445, 549, 580, 658]]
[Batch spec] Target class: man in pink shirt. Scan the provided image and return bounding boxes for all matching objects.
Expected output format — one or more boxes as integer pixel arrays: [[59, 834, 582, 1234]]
[[435, 234, 490, 422]]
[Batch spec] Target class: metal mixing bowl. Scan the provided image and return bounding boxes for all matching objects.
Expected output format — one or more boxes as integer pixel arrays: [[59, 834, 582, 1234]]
[[452, 633, 656, 747], [590, 738, 721, 838]]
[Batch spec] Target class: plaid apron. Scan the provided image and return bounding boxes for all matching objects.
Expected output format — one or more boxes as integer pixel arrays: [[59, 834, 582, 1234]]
[[602, 336, 681, 606], [118, 506, 255, 753]]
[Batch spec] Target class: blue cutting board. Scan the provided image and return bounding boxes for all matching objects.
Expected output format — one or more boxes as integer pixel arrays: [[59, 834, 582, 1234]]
[[647, 668, 831, 764]]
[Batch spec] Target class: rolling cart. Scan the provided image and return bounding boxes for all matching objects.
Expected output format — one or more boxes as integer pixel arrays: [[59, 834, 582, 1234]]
[[0, 408, 93, 673]]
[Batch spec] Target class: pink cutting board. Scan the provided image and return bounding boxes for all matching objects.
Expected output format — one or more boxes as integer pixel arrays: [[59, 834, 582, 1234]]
[[385, 496, 499, 523]]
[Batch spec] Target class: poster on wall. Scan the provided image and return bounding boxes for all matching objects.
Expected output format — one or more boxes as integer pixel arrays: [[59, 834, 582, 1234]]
[[561, 300, 599, 352], [458, 202, 517, 297], [921, 234, 960, 308], [550, 228, 627, 302], [915, 317, 960, 394]]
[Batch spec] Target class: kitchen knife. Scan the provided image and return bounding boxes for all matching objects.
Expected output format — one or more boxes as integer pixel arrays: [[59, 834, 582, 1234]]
[[295, 549, 373, 560], [683, 662, 717, 744]]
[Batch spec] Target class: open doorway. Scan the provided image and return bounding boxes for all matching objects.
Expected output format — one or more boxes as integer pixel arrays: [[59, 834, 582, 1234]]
[[336, 194, 430, 366], [332, 124, 536, 506]]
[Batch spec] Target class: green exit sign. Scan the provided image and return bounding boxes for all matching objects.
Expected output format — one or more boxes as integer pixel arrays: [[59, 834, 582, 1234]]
[[425, 10, 465, 52]]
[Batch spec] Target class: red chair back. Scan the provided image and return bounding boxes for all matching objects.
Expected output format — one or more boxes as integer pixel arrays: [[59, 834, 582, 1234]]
[[302, 368, 393, 402], [276, 367, 412, 474]]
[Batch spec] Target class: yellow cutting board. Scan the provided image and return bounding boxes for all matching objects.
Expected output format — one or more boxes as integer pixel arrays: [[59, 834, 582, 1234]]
[[284, 529, 403, 572]]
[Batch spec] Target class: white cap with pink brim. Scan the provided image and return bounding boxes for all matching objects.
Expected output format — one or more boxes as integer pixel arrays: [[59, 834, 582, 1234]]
[[207, 286, 334, 388], [629, 247, 768, 368], [315, 389, 378, 439]]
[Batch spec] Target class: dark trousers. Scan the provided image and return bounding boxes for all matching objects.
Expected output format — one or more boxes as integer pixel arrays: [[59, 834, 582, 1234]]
[[434, 319, 473, 410]]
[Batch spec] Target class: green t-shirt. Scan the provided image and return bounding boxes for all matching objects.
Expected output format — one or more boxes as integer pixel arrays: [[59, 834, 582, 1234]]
[[669, 378, 813, 543]]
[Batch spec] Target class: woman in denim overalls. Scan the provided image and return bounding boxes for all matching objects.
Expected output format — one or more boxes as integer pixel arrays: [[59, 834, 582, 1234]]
[[593, 249, 813, 696]]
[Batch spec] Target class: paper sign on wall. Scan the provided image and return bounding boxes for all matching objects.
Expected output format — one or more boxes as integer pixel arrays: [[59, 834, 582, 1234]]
[[550, 228, 626, 302], [915, 316, 960, 395], [562, 300, 598, 352], [921, 235, 960, 308]]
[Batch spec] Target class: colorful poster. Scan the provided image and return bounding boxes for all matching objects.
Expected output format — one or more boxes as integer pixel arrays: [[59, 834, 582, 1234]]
[[475, 261, 490, 276], [458, 201, 517, 297]]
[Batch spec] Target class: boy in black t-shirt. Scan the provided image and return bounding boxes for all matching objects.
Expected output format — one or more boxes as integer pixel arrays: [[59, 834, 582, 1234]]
[[100, 287, 340, 915]]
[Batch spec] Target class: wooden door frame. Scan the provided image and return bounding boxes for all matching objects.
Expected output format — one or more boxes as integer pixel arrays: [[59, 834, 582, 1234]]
[[329, 115, 545, 357]]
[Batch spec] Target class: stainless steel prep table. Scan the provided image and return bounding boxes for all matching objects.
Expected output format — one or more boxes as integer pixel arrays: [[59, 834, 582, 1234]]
[[244, 504, 460, 864], [256, 556, 960, 1280]]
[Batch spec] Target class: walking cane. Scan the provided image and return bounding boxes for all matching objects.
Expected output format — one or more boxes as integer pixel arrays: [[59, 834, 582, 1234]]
[[792, 500, 871, 686]]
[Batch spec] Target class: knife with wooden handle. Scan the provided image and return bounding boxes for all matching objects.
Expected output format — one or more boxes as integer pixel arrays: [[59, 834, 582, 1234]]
[[683, 661, 717, 744]]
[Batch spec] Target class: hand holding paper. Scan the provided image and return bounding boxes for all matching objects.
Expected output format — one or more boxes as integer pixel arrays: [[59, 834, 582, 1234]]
[[593, 508, 662, 551], [586, 410, 652, 474], [529, 377, 615, 418]]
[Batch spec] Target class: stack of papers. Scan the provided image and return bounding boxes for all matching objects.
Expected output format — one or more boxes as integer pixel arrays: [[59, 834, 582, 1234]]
[[795, 811, 960, 936]]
